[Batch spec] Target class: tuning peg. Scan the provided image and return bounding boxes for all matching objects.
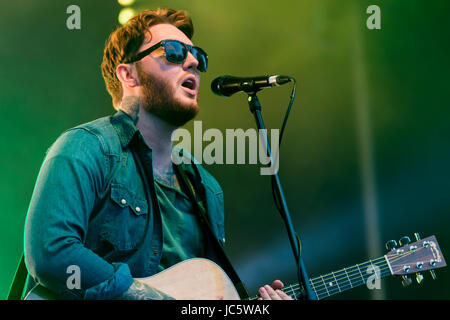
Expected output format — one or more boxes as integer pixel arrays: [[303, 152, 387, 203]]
[[401, 275, 412, 287], [430, 270, 437, 280], [414, 233, 421, 241], [399, 236, 411, 247], [415, 273, 424, 284], [385, 240, 397, 251]]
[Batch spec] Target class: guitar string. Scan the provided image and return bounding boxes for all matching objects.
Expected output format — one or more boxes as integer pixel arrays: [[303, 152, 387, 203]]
[[307, 269, 392, 299], [246, 256, 392, 300], [249, 254, 399, 300], [306, 256, 390, 293], [297, 249, 421, 298], [246, 264, 394, 300], [284, 269, 386, 300], [276, 247, 426, 299], [286, 257, 390, 299], [293, 249, 423, 299], [247, 245, 429, 300]]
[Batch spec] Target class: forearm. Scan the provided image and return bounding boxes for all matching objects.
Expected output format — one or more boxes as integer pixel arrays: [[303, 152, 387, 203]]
[[115, 280, 175, 300], [26, 235, 134, 299]]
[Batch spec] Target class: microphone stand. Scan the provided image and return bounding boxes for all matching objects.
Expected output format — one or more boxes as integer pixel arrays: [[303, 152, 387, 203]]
[[247, 92, 316, 300]]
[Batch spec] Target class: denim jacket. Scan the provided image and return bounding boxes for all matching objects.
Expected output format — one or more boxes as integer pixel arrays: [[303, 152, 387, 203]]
[[24, 110, 226, 299]]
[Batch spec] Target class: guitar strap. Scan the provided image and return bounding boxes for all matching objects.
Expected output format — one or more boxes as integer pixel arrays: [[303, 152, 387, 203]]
[[174, 164, 250, 299], [7, 253, 27, 300]]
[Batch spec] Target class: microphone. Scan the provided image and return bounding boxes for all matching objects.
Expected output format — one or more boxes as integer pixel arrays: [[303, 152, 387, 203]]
[[211, 75, 292, 97]]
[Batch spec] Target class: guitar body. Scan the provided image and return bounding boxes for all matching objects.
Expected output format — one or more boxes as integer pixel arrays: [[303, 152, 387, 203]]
[[137, 258, 240, 300], [24, 258, 240, 300]]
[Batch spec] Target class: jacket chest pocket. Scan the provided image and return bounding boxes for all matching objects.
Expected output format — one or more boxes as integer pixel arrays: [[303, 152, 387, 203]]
[[104, 183, 150, 251]]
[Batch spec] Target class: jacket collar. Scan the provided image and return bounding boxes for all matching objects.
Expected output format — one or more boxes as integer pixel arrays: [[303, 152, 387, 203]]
[[110, 110, 140, 148]]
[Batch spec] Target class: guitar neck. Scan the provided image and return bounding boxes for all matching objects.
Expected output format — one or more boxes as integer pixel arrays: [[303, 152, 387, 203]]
[[309, 255, 392, 300], [249, 255, 392, 300]]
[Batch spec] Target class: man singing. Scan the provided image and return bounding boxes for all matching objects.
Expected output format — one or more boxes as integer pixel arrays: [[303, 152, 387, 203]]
[[23, 7, 291, 300]]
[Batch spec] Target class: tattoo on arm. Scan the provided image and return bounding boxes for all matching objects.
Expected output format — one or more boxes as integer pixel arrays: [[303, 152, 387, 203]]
[[120, 96, 141, 124], [115, 280, 175, 300]]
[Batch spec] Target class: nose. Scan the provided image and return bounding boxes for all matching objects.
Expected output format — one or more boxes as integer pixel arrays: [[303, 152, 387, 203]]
[[183, 50, 199, 73]]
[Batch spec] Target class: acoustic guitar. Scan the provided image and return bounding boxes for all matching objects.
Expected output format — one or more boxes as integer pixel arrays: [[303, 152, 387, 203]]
[[24, 234, 446, 300]]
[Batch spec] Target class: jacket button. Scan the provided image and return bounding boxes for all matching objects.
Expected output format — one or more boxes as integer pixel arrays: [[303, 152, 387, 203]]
[[121, 199, 127, 205], [136, 207, 141, 213]]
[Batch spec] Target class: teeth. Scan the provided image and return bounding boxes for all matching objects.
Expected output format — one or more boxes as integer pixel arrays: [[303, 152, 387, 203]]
[[182, 79, 194, 90]]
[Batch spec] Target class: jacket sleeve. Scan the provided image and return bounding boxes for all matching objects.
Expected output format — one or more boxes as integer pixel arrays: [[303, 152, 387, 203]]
[[24, 128, 134, 299]]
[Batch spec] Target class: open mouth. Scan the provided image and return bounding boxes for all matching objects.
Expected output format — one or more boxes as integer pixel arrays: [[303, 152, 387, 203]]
[[181, 77, 197, 95], [181, 79, 195, 90]]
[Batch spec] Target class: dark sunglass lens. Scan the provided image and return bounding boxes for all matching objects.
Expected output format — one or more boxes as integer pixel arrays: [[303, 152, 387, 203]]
[[165, 41, 187, 63], [191, 47, 208, 72]]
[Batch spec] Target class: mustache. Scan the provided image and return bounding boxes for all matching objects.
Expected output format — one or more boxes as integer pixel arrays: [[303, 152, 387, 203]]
[[136, 66, 199, 127]]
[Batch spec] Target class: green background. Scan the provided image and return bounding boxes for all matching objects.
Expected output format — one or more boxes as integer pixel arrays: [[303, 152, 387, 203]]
[[1, 0, 449, 299]]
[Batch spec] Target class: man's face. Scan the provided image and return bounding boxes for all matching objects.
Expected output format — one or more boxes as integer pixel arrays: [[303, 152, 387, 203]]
[[135, 23, 201, 127]]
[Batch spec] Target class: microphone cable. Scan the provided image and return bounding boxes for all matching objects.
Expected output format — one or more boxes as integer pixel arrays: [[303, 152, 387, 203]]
[[267, 77, 307, 299], [269, 77, 296, 212]]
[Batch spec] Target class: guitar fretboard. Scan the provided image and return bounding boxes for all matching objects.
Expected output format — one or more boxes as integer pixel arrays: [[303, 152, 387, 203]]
[[248, 256, 391, 300]]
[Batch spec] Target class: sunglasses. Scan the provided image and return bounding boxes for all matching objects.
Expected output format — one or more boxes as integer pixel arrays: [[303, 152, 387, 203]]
[[126, 39, 208, 72]]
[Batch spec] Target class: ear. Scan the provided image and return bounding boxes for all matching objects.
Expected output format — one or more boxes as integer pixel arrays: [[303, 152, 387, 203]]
[[116, 63, 139, 88]]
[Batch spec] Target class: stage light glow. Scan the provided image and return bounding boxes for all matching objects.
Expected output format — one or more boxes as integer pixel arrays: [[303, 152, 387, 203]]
[[117, 0, 135, 6], [118, 8, 135, 25]]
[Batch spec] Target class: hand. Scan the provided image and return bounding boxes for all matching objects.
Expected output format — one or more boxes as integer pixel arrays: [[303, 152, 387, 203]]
[[257, 280, 293, 300]]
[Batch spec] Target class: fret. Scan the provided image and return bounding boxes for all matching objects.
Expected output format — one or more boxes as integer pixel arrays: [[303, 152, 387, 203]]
[[281, 285, 291, 298], [383, 254, 394, 275], [331, 271, 341, 292], [374, 258, 392, 280], [333, 268, 351, 292], [309, 279, 319, 299], [342, 265, 360, 287], [375, 257, 390, 277], [369, 260, 380, 281], [320, 275, 330, 297], [321, 273, 340, 296], [343, 267, 353, 288], [355, 263, 366, 286], [362, 260, 377, 283], [290, 256, 393, 300], [310, 277, 328, 300], [311, 277, 327, 300], [288, 284, 296, 299]]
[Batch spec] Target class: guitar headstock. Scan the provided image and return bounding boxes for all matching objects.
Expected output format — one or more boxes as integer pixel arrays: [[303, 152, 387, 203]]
[[385, 234, 446, 283]]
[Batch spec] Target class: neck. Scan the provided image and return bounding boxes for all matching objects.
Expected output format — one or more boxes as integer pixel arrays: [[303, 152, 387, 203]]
[[119, 96, 177, 175], [137, 106, 177, 174]]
